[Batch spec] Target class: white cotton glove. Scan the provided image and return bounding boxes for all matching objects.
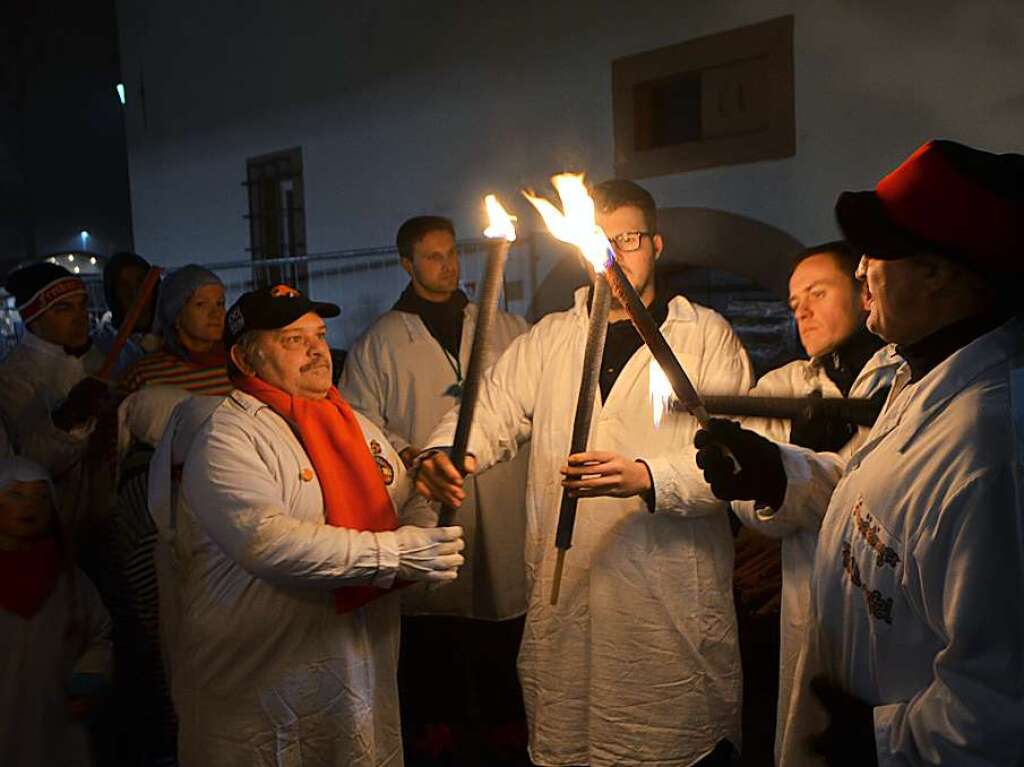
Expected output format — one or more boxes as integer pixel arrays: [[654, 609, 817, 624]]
[[394, 525, 465, 583]]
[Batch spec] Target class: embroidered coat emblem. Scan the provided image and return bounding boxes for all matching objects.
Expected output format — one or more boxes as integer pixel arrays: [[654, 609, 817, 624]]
[[841, 541, 895, 624], [369, 440, 395, 485], [852, 497, 901, 568]]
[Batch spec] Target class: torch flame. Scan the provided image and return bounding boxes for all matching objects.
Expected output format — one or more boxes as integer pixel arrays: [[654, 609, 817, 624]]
[[483, 195, 517, 242], [523, 173, 613, 272], [650, 360, 675, 428]]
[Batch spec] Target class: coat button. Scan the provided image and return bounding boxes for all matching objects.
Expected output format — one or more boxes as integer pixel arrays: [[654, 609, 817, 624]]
[[300, 468, 315, 482]]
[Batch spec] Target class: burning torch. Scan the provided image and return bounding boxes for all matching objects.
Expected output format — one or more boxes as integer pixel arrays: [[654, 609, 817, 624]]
[[525, 173, 737, 602], [437, 195, 516, 527], [523, 174, 617, 604]]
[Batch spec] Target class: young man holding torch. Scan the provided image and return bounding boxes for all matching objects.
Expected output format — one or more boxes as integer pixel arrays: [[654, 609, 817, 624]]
[[417, 179, 753, 767], [695, 139, 1024, 766], [731, 240, 901, 764]]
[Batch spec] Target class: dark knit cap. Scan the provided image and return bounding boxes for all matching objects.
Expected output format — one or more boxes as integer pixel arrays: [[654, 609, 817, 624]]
[[4, 263, 86, 324]]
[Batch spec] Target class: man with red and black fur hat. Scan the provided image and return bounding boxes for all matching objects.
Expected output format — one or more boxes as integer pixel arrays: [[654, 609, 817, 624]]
[[696, 139, 1024, 766], [0, 263, 111, 535]]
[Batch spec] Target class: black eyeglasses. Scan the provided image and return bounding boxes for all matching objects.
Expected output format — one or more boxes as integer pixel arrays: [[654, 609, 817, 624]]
[[608, 231, 651, 252]]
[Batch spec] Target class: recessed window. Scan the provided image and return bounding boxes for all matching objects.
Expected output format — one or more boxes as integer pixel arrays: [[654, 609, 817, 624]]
[[613, 15, 794, 178], [633, 72, 703, 150], [245, 147, 308, 292]]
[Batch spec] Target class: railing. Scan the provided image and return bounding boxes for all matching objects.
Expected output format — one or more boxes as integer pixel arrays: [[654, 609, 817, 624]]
[[205, 237, 536, 350], [0, 236, 540, 357], [1, 233, 798, 378]]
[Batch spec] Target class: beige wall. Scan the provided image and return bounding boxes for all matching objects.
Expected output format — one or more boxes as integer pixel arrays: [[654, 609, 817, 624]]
[[116, 0, 1024, 341]]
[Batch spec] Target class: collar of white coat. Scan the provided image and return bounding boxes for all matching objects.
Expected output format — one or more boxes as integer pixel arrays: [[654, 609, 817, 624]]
[[805, 343, 902, 391], [226, 388, 337, 429], [222, 390, 313, 469], [227, 388, 271, 416], [22, 328, 77, 360], [887, 316, 1023, 453], [808, 342, 900, 372], [396, 301, 475, 342], [570, 285, 697, 323]]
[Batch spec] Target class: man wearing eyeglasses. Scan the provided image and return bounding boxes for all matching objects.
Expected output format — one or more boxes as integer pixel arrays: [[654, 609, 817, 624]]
[[416, 179, 753, 767]]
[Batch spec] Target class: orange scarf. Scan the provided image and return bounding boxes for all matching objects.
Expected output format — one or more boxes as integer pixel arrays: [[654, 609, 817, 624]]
[[234, 375, 399, 614], [0, 538, 61, 619]]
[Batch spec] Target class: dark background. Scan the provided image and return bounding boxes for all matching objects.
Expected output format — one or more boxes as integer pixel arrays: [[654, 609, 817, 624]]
[[1, 0, 133, 275]]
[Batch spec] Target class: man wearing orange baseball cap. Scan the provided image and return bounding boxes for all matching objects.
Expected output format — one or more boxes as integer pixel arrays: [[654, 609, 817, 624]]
[[161, 284, 466, 765], [696, 139, 1024, 766]]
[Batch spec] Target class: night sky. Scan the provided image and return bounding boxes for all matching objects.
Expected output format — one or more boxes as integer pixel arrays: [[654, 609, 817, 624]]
[[1, 0, 132, 276]]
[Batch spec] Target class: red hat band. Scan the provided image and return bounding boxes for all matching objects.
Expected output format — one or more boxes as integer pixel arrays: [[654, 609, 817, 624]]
[[17, 276, 87, 324], [876, 141, 1017, 259]]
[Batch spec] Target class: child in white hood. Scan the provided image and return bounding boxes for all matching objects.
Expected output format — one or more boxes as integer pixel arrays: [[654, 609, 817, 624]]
[[0, 457, 112, 766]]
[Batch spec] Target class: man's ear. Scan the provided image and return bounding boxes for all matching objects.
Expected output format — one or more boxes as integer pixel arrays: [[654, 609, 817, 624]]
[[400, 257, 414, 279], [857, 279, 870, 313], [229, 343, 255, 376], [652, 233, 664, 261]]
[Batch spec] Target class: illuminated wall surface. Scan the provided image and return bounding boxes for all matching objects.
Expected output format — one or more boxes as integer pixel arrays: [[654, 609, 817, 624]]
[[113, 0, 1023, 351]]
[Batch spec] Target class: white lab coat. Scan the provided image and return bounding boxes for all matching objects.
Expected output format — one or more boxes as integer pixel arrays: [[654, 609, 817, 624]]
[[0, 569, 112, 767], [115, 385, 192, 465], [426, 288, 753, 767], [161, 390, 431, 767], [340, 303, 530, 619], [0, 331, 102, 477], [147, 394, 223, 685], [733, 346, 900, 764], [0, 332, 105, 536], [776, 316, 1024, 766]]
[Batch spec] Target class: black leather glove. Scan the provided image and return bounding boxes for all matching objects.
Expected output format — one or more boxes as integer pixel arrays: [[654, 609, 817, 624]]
[[694, 418, 787, 510], [807, 675, 878, 767], [52, 377, 110, 431]]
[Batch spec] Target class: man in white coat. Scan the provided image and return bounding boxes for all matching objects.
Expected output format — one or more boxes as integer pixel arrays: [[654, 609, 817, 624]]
[[417, 179, 754, 766], [696, 139, 1024, 766], [0, 263, 111, 538], [339, 215, 530, 755], [168, 284, 466, 766], [732, 241, 901, 764]]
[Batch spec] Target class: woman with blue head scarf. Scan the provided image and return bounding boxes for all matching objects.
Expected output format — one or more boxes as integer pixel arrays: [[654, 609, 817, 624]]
[[120, 265, 233, 395]]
